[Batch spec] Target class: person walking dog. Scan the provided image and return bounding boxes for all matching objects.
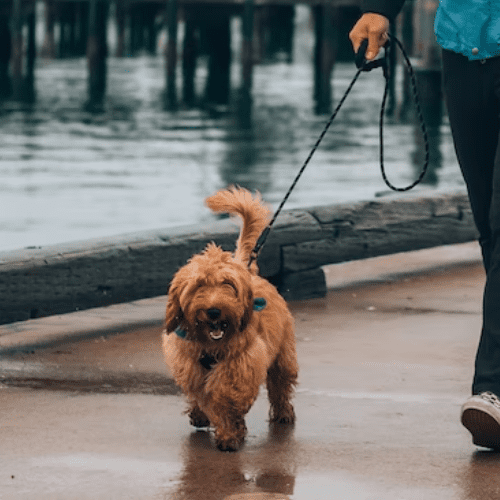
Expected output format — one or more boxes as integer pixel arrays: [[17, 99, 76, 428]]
[[350, 0, 500, 450]]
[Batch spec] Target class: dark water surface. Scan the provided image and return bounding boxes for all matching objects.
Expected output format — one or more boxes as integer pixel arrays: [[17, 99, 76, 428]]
[[0, 12, 464, 252]]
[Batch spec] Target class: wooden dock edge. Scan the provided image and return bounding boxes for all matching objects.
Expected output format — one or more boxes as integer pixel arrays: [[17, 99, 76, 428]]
[[0, 189, 477, 325]]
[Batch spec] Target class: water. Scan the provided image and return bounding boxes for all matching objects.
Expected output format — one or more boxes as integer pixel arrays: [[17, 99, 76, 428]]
[[0, 8, 464, 252]]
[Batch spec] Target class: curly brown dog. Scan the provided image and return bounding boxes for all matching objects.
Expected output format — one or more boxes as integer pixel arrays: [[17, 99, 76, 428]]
[[162, 186, 298, 451]]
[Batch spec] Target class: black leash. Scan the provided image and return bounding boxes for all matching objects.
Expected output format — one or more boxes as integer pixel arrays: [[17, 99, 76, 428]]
[[248, 34, 429, 268]]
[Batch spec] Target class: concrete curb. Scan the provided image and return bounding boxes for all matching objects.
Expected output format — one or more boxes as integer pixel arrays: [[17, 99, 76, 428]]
[[0, 189, 477, 325], [0, 241, 482, 356]]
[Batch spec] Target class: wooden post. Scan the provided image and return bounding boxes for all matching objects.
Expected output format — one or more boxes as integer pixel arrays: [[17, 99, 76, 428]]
[[412, 0, 441, 185], [204, 14, 231, 105], [41, 0, 56, 58], [412, 0, 442, 125], [59, 5, 68, 58], [239, 0, 254, 126], [131, 5, 144, 53], [86, 0, 108, 111], [386, 19, 396, 116], [314, 4, 336, 115], [398, 0, 414, 120], [0, 14, 11, 98], [76, 2, 90, 57], [25, 9, 36, 101], [262, 6, 294, 63], [11, 0, 23, 100], [182, 9, 197, 105], [115, 1, 126, 57], [165, 0, 178, 109], [145, 4, 157, 55], [68, 4, 77, 56]]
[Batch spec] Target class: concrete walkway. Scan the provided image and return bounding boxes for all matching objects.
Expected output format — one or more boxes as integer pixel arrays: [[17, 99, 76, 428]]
[[1, 241, 497, 500]]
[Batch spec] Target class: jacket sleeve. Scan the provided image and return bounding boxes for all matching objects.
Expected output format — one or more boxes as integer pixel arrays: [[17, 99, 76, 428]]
[[360, 0, 406, 22]]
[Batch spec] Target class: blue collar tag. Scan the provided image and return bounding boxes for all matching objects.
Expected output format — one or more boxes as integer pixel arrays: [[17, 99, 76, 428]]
[[175, 327, 187, 339], [253, 297, 267, 311]]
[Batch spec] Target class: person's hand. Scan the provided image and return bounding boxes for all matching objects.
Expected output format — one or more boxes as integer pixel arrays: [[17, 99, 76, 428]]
[[349, 13, 390, 61]]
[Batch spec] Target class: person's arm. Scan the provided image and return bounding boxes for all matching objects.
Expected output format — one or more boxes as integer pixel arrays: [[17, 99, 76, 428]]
[[349, 0, 406, 60], [361, 0, 406, 23]]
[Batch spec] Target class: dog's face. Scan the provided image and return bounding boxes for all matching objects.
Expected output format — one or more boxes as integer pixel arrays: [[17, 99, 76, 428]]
[[166, 244, 254, 344]]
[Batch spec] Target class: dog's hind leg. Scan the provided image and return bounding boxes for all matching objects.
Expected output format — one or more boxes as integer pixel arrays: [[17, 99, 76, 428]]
[[266, 349, 298, 424]]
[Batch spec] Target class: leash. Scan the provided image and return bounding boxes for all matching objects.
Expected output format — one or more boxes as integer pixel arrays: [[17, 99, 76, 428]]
[[248, 34, 429, 269]]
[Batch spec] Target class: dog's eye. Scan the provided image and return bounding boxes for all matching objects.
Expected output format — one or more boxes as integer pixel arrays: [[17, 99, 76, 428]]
[[223, 281, 238, 295]]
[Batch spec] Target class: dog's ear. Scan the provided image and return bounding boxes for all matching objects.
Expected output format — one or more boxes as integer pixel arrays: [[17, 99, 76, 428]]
[[165, 279, 184, 333], [239, 286, 254, 331]]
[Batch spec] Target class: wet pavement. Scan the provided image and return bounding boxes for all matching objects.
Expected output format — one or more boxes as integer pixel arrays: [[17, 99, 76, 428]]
[[1, 242, 499, 500]]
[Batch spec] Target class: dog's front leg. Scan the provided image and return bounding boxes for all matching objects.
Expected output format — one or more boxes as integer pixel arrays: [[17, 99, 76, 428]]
[[202, 359, 267, 451]]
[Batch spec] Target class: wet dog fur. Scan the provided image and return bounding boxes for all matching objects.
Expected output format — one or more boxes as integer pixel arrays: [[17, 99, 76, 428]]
[[162, 186, 298, 451]]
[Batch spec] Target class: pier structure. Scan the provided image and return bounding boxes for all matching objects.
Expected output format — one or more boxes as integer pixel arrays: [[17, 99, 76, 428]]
[[0, 0, 442, 119]]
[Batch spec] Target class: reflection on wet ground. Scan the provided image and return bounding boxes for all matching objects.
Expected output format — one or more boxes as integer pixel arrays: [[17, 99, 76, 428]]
[[0, 262, 495, 499]]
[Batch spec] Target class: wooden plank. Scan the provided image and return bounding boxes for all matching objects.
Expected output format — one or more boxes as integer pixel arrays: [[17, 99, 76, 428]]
[[0, 191, 477, 324]]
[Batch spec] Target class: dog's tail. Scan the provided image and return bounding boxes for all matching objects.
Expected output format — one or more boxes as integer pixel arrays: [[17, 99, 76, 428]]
[[205, 186, 272, 267]]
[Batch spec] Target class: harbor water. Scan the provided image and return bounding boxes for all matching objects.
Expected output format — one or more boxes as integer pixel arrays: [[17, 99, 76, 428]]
[[0, 7, 464, 252]]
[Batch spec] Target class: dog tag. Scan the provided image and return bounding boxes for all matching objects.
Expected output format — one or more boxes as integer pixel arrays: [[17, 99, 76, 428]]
[[253, 297, 267, 311], [175, 327, 187, 339]]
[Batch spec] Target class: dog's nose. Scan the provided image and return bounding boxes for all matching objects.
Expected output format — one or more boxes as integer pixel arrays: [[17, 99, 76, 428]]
[[207, 308, 221, 320]]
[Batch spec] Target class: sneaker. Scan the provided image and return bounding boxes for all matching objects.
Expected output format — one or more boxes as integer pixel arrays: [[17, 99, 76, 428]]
[[461, 392, 500, 449]]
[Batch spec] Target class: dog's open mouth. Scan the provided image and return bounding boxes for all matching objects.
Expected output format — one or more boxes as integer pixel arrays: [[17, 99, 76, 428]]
[[208, 321, 229, 340]]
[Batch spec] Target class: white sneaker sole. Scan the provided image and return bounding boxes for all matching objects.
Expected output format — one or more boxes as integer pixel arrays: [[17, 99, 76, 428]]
[[461, 397, 500, 450]]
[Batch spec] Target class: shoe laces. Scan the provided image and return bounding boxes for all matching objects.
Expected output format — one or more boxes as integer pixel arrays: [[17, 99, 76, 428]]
[[480, 392, 500, 409]]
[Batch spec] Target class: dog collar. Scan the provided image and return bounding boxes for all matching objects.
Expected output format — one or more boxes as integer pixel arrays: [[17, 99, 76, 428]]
[[253, 297, 266, 311]]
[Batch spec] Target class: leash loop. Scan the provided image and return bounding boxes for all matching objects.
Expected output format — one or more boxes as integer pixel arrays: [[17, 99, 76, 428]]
[[248, 34, 429, 268], [379, 35, 430, 192]]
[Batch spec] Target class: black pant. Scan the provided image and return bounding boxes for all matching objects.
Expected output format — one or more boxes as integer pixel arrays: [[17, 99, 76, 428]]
[[442, 49, 500, 395]]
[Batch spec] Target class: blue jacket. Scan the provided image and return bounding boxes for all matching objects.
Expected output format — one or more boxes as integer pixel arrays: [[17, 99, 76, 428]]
[[361, 0, 500, 61]]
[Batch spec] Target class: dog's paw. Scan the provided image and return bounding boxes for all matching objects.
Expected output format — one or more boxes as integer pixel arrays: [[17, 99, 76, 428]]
[[214, 421, 246, 452], [188, 407, 210, 428], [216, 436, 243, 452], [270, 405, 296, 424]]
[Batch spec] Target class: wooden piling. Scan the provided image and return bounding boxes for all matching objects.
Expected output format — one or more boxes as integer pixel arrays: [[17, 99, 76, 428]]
[[130, 5, 144, 54], [25, 9, 36, 101], [410, 0, 442, 185], [411, 0, 442, 123], [11, 0, 23, 100], [77, 2, 90, 57], [397, 0, 413, 120], [314, 4, 337, 115], [261, 6, 295, 63], [41, 0, 56, 59], [165, 0, 178, 109], [86, 0, 108, 111], [385, 19, 396, 116], [0, 14, 11, 98], [145, 4, 159, 55], [115, 1, 126, 57], [239, 0, 254, 126], [182, 9, 197, 105], [204, 13, 231, 105]]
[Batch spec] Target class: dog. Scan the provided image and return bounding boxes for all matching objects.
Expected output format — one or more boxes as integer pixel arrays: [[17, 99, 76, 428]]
[[162, 186, 298, 451]]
